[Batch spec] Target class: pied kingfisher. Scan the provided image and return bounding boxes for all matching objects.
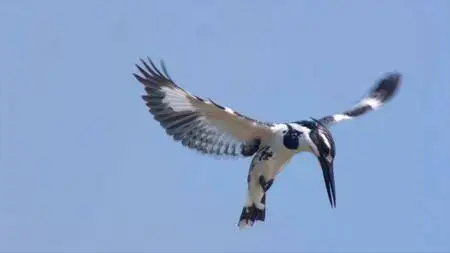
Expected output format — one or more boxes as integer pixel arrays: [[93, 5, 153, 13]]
[[133, 58, 401, 229]]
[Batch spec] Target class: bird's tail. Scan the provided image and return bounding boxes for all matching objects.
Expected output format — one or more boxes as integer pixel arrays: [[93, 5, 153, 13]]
[[237, 194, 266, 228], [238, 175, 275, 228]]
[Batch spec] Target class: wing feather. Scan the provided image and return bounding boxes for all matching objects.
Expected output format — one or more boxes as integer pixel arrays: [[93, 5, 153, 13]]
[[133, 58, 273, 157], [319, 72, 401, 127]]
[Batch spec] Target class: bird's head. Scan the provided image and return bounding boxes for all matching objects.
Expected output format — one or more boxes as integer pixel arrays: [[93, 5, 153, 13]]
[[307, 117, 337, 208]]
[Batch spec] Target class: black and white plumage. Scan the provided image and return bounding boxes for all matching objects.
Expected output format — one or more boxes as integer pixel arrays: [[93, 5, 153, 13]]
[[133, 59, 271, 158], [318, 73, 401, 127], [133, 58, 401, 229]]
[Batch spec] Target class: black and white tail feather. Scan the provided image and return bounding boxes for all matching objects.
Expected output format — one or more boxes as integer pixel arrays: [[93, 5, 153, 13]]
[[133, 57, 402, 229]]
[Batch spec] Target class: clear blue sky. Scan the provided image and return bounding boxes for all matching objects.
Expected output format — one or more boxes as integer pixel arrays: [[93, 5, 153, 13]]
[[1, 0, 449, 252]]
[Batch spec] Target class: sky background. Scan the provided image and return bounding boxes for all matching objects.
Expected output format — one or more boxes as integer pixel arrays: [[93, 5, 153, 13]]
[[1, 0, 450, 252]]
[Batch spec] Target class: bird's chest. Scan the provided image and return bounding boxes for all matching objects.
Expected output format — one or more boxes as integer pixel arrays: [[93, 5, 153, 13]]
[[250, 145, 293, 176]]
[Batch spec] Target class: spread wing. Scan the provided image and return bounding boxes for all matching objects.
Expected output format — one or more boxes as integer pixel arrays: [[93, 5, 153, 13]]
[[133, 58, 274, 157], [319, 72, 401, 127]]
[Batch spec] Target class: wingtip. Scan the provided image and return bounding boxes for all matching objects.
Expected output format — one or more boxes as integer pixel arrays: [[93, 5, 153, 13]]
[[385, 72, 402, 84], [371, 71, 402, 102]]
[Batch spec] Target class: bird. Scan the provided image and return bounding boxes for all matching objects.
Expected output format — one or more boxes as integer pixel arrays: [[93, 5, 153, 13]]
[[132, 58, 401, 229]]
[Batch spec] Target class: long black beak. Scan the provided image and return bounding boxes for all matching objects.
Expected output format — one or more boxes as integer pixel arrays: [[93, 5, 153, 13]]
[[318, 156, 336, 208]]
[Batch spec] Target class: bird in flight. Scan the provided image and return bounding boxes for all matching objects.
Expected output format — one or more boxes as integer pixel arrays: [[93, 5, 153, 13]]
[[133, 58, 401, 229]]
